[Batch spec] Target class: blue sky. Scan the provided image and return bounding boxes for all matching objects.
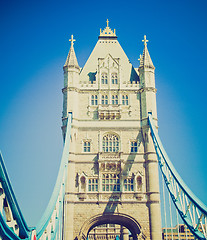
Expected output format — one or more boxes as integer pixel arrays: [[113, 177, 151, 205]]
[[0, 0, 207, 227]]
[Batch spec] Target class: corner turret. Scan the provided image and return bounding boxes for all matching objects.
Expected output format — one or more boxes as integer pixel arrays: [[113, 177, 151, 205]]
[[139, 36, 162, 240], [62, 35, 80, 140], [139, 35, 155, 70], [139, 35, 157, 119], [64, 35, 80, 71]]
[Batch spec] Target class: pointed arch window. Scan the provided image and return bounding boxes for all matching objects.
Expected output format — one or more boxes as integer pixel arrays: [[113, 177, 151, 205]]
[[101, 73, 108, 84], [111, 73, 118, 84], [80, 176, 86, 192], [103, 134, 119, 152], [137, 176, 142, 191]]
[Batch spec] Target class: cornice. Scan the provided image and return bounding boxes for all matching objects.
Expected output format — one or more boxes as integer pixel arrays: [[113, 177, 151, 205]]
[[62, 87, 143, 93]]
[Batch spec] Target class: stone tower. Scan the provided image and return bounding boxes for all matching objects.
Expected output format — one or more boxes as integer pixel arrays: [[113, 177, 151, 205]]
[[62, 21, 162, 240]]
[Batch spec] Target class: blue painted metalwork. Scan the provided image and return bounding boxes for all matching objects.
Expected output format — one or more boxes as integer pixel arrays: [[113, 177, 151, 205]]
[[0, 153, 32, 240], [36, 112, 72, 240], [148, 113, 207, 240], [1, 109, 206, 240]]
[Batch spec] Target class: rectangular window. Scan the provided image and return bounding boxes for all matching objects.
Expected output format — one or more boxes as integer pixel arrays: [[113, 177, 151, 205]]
[[101, 95, 108, 105], [91, 95, 98, 105], [124, 178, 134, 191], [83, 141, 91, 152], [122, 95, 129, 105], [101, 73, 108, 84], [88, 178, 98, 192], [102, 174, 120, 192], [130, 141, 138, 152], [112, 95, 118, 105], [111, 73, 118, 84]]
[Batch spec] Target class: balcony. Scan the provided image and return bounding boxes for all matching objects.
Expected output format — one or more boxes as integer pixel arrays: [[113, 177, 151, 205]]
[[98, 104, 121, 120], [98, 152, 122, 161], [98, 152, 123, 173]]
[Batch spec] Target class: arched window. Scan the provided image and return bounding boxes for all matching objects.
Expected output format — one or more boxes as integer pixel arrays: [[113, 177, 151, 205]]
[[111, 73, 118, 84], [101, 73, 108, 84], [103, 134, 119, 152]]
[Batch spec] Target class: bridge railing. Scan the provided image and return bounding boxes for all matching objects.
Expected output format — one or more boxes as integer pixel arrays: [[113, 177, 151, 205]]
[[0, 153, 32, 240], [36, 113, 72, 240], [148, 113, 207, 240]]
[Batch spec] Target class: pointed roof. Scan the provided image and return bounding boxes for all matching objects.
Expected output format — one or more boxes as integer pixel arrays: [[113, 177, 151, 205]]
[[99, 19, 117, 39], [64, 35, 80, 69], [139, 35, 155, 69], [80, 24, 139, 84]]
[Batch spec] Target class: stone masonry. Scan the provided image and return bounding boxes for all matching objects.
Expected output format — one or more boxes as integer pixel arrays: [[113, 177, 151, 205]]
[[62, 21, 162, 240]]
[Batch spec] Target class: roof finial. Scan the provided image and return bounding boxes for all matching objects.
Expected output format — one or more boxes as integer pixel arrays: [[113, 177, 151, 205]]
[[99, 20, 117, 38], [69, 34, 76, 47], [138, 54, 142, 62], [106, 19, 109, 27], [142, 35, 148, 47]]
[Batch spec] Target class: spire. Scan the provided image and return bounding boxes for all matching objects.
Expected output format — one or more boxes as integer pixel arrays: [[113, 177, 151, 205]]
[[64, 35, 80, 69], [99, 19, 117, 39], [139, 35, 154, 69]]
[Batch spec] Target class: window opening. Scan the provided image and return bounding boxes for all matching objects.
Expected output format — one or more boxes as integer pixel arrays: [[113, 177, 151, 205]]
[[88, 178, 98, 192], [91, 95, 98, 105], [102, 95, 108, 105], [102, 174, 120, 192], [101, 73, 108, 84], [124, 178, 134, 191], [122, 95, 129, 105], [130, 141, 138, 152], [111, 73, 118, 84], [83, 141, 91, 152], [112, 95, 118, 105], [103, 134, 119, 152]]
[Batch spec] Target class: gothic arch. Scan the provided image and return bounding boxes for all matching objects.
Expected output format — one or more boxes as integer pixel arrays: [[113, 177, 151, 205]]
[[78, 213, 146, 240], [102, 132, 120, 152]]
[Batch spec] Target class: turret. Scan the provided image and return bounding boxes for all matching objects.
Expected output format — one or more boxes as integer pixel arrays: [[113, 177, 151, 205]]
[[138, 35, 157, 120], [63, 34, 80, 75], [139, 36, 162, 240], [62, 35, 80, 140]]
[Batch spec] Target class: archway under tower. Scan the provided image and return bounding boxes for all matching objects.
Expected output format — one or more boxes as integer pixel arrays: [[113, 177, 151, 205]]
[[78, 213, 146, 240]]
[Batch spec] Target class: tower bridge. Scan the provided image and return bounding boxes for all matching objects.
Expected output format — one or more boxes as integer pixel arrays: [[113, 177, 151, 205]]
[[0, 21, 206, 240]]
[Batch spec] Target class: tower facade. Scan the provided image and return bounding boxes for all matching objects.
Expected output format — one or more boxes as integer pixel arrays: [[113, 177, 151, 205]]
[[62, 21, 161, 240]]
